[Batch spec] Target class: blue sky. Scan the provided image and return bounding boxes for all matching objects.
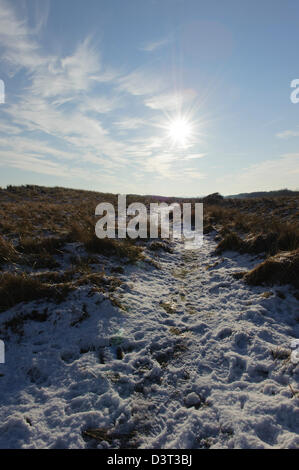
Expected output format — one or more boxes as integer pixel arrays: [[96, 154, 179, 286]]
[[0, 0, 299, 196]]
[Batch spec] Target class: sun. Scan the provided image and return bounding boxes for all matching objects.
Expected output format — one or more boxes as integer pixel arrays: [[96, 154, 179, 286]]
[[166, 116, 193, 147]]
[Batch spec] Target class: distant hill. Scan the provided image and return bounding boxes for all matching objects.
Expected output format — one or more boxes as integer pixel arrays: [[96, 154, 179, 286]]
[[225, 189, 299, 199]]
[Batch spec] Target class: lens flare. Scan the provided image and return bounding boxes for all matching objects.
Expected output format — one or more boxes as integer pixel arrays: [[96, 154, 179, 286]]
[[166, 116, 194, 147]]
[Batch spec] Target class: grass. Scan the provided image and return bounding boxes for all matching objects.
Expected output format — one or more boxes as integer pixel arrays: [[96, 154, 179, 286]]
[[169, 327, 183, 336], [0, 272, 73, 312], [172, 268, 188, 279], [205, 260, 222, 270], [206, 198, 299, 245], [74, 272, 123, 292], [270, 347, 290, 360], [67, 220, 143, 262], [0, 186, 150, 311], [148, 240, 171, 252], [216, 232, 243, 253], [0, 185, 298, 308], [160, 301, 176, 314], [18, 235, 65, 255], [0, 269, 123, 312], [110, 266, 124, 274], [243, 250, 299, 289], [85, 236, 143, 262], [4, 308, 49, 335], [24, 253, 60, 269], [232, 250, 299, 290], [216, 227, 299, 257], [70, 304, 90, 327], [82, 427, 137, 448], [209, 198, 299, 290], [289, 384, 299, 399], [0, 235, 18, 265], [69, 255, 97, 274]]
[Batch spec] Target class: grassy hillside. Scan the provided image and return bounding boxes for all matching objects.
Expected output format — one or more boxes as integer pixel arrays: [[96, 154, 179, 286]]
[[0, 184, 298, 313]]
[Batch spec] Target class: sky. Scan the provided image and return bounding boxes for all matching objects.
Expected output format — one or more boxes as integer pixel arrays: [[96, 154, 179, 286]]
[[0, 0, 299, 197]]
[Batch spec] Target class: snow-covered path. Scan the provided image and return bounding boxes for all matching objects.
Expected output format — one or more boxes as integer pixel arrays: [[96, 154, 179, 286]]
[[0, 234, 298, 448]]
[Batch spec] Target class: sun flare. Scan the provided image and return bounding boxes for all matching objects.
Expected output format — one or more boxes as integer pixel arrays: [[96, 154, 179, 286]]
[[166, 116, 193, 147]]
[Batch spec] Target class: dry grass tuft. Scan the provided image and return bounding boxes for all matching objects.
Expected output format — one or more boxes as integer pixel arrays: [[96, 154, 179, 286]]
[[66, 219, 143, 263], [18, 235, 65, 255], [82, 427, 137, 447], [0, 235, 18, 265], [244, 249, 299, 289], [216, 228, 299, 257], [216, 232, 243, 253], [0, 272, 73, 311], [243, 229, 299, 256], [85, 236, 143, 262], [148, 240, 173, 253]]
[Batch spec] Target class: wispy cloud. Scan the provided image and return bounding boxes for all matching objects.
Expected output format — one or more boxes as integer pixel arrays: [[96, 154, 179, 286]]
[[0, 1, 129, 177], [218, 153, 299, 193], [0, 0, 46, 74], [0, 120, 22, 135], [78, 95, 122, 115], [30, 0, 50, 35], [30, 37, 106, 99], [141, 152, 205, 181], [276, 128, 299, 139], [0, 0, 205, 191], [140, 36, 172, 52], [113, 117, 146, 130], [183, 153, 206, 160], [144, 89, 197, 111], [117, 65, 166, 96]]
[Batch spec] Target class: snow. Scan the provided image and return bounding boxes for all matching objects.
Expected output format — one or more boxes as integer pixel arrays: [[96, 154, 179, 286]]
[[0, 233, 298, 449], [291, 341, 299, 365]]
